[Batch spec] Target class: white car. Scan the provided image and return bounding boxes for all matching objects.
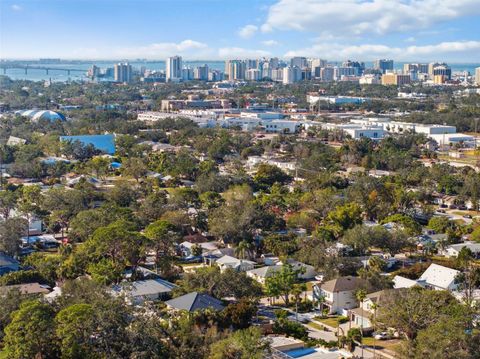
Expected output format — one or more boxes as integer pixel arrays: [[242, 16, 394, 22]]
[[374, 332, 391, 340]]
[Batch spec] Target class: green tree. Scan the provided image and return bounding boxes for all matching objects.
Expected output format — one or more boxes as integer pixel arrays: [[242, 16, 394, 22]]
[[3, 300, 58, 359], [209, 327, 270, 359], [55, 303, 97, 359], [144, 220, 178, 275], [0, 217, 27, 256], [121, 157, 148, 182], [265, 264, 302, 306]]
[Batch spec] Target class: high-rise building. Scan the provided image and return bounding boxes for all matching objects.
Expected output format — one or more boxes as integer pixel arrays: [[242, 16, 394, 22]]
[[194, 64, 209, 81], [114, 63, 132, 82], [476, 67, 480, 86], [373, 59, 394, 74], [290, 57, 307, 69], [432, 64, 451, 80], [342, 60, 365, 76], [181, 67, 193, 81], [225, 60, 245, 80], [166, 56, 182, 82], [320, 67, 335, 82], [246, 68, 261, 81], [282, 66, 302, 84], [334, 66, 356, 81]]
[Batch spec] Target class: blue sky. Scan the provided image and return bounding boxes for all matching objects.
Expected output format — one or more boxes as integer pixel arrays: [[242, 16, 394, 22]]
[[1, 0, 479, 62]]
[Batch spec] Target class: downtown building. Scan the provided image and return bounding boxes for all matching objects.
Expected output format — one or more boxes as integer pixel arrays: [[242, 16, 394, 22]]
[[166, 55, 183, 82], [114, 63, 132, 83]]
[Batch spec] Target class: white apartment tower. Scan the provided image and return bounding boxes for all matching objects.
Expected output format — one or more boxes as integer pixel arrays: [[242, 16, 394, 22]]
[[114, 63, 132, 83], [166, 56, 183, 82]]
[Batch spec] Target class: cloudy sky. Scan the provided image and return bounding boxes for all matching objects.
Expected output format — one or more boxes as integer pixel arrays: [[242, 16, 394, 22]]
[[1, 0, 479, 62]]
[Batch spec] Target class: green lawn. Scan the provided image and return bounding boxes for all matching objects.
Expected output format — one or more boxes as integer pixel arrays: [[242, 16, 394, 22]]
[[307, 321, 325, 331], [362, 337, 403, 352], [314, 316, 343, 328]]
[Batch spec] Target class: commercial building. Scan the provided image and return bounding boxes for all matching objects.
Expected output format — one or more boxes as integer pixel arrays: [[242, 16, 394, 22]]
[[282, 66, 302, 84], [114, 63, 132, 83], [290, 56, 307, 69], [381, 73, 411, 86], [166, 56, 182, 82], [373, 59, 394, 74]]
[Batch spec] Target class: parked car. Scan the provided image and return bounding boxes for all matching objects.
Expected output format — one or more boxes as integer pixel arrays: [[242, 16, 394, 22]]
[[449, 205, 458, 209], [437, 209, 446, 213], [463, 215, 472, 219], [374, 332, 392, 340], [458, 205, 468, 210], [440, 204, 448, 208]]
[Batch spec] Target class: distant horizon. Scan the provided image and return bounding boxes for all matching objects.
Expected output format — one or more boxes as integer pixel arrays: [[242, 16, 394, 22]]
[[2, 58, 480, 65]]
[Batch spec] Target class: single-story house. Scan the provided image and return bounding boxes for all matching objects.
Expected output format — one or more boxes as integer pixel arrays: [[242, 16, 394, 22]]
[[418, 263, 459, 291], [215, 255, 255, 272], [165, 292, 225, 312], [0, 253, 20, 276], [443, 242, 480, 258], [179, 241, 219, 257], [393, 275, 426, 289], [21, 234, 58, 247], [112, 278, 176, 305], [0, 282, 51, 296], [246, 265, 283, 284]]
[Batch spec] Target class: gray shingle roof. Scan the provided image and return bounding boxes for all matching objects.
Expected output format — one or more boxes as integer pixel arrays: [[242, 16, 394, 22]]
[[321, 276, 367, 293], [165, 292, 224, 312]]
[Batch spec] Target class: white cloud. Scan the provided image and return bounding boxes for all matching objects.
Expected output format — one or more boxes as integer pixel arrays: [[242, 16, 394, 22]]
[[238, 25, 258, 39], [218, 47, 270, 59], [115, 40, 210, 58], [11, 4, 22, 11], [262, 0, 480, 36], [284, 40, 480, 61], [262, 40, 280, 46]]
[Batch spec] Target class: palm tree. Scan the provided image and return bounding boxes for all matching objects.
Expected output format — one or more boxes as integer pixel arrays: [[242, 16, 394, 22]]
[[292, 283, 306, 322], [355, 289, 367, 358], [235, 240, 251, 260]]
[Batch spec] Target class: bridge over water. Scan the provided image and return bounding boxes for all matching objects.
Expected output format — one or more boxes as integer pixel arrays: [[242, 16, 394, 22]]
[[0, 63, 86, 75]]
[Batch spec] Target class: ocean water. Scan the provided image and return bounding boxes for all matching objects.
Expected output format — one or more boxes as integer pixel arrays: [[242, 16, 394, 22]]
[[1, 60, 478, 83], [1, 61, 225, 82]]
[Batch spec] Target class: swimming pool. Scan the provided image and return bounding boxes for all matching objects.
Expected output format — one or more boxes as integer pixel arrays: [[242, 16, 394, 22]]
[[282, 347, 317, 358]]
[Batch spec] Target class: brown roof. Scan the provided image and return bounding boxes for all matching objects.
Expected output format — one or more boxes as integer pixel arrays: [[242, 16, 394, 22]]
[[0, 283, 51, 296], [321, 276, 367, 293], [366, 289, 400, 305]]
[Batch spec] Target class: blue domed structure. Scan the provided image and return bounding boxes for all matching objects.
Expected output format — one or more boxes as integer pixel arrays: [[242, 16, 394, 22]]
[[15, 109, 66, 122]]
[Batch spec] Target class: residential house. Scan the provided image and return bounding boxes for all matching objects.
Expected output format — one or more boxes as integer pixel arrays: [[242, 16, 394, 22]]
[[215, 255, 255, 272], [393, 275, 426, 289], [247, 265, 283, 285], [314, 276, 369, 315], [350, 289, 399, 329], [247, 260, 316, 284], [179, 241, 218, 257], [0, 253, 20, 276], [165, 292, 225, 312], [418, 263, 459, 291], [0, 282, 51, 296], [443, 242, 480, 258], [112, 278, 176, 305]]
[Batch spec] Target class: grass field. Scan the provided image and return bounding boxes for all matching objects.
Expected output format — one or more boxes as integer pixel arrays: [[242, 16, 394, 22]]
[[362, 337, 403, 352]]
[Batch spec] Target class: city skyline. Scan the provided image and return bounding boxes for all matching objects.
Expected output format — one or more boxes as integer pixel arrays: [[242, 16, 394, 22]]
[[1, 0, 480, 62]]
